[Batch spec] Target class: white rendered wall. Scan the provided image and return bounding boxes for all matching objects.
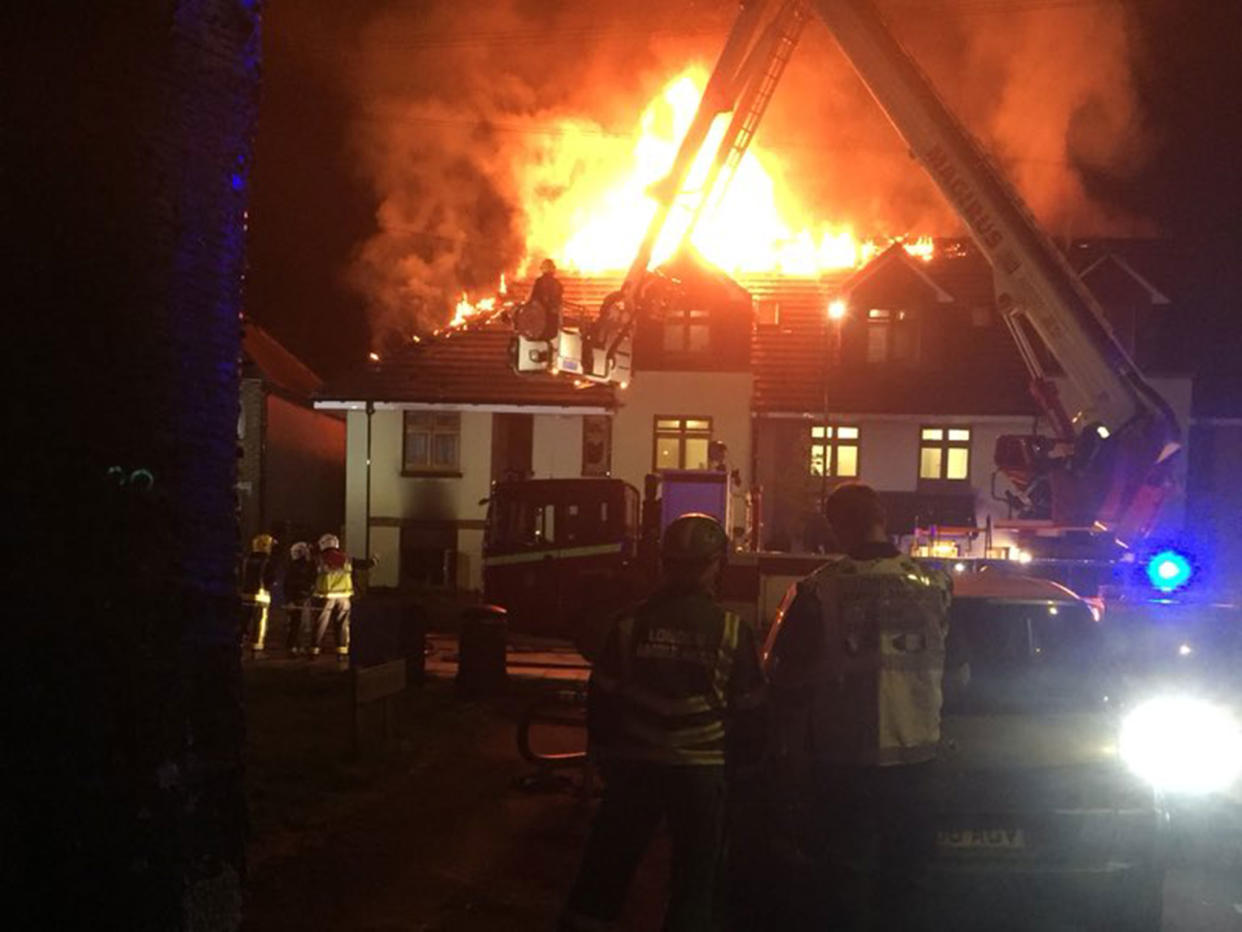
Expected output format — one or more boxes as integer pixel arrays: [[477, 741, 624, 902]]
[[611, 371, 754, 491]]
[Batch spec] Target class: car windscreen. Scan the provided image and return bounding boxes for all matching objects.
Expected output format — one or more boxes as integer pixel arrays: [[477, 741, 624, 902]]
[[944, 597, 1110, 713]]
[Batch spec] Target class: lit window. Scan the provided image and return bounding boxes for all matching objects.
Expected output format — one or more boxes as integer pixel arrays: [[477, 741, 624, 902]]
[[809, 424, 860, 478], [919, 425, 971, 481], [663, 308, 710, 353], [654, 416, 713, 471], [403, 411, 461, 473]]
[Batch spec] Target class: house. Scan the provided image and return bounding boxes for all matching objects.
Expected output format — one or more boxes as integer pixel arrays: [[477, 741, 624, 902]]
[[318, 238, 1204, 590], [751, 242, 1193, 558], [239, 320, 346, 548], [314, 326, 614, 590]]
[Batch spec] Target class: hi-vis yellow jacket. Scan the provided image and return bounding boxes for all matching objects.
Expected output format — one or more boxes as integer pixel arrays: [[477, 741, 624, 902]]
[[770, 547, 951, 766], [588, 585, 766, 767], [314, 550, 354, 599]]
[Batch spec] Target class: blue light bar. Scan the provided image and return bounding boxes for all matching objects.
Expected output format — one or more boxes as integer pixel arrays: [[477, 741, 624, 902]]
[[1146, 550, 1192, 593]]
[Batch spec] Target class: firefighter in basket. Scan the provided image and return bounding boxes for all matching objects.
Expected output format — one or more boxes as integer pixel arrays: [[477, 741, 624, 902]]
[[513, 258, 564, 343]]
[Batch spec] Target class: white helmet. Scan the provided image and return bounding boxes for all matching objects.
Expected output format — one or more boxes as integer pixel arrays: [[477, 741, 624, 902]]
[[318, 533, 340, 551], [290, 541, 310, 560]]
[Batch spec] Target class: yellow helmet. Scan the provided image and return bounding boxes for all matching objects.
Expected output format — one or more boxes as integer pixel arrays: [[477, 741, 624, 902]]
[[251, 533, 276, 554]]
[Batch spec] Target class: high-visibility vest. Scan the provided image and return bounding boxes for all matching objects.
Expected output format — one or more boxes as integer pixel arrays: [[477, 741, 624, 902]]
[[804, 555, 951, 766], [588, 591, 749, 766], [315, 552, 354, 598]]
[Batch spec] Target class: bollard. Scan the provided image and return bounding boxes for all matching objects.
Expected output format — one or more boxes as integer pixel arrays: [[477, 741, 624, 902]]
[[456, 605, 508, 695]]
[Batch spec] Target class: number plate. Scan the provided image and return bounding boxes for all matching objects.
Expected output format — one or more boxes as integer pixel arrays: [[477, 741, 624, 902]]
[[936, 827, 1026, 850]]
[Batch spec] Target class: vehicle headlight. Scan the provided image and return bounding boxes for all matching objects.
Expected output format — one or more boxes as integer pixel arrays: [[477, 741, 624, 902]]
[[1119, 696, 1242, 794]]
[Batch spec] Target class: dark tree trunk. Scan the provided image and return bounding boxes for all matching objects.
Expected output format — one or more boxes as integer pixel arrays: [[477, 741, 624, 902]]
[[7, 2, 261, 928]]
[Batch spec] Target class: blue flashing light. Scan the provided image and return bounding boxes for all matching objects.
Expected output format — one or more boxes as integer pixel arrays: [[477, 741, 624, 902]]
[[1146, 550, 1192, 593]]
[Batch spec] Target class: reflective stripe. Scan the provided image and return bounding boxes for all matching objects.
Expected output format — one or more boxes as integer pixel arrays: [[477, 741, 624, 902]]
[[620, 688, 714, 717], [593, 603, 741, 765], [591, 742, 726, 766], [594, 667, 715, 716], [242, 589, 271, 605], [482, 542, 624, 567], [620, 716, 726, 748]]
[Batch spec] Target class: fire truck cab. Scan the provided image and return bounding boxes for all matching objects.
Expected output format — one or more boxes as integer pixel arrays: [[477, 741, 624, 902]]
[[482, 478, 642, 636]]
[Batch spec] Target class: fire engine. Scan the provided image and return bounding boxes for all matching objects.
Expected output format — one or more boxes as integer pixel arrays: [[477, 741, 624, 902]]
[[492, 0, 1185, 636]]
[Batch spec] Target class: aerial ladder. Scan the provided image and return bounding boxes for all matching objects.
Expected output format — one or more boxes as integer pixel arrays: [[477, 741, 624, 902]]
[[511, 0, 1181, 545], [512, 0, 811, 384]]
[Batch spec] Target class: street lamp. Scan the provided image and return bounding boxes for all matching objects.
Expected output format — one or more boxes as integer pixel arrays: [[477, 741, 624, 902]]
[[821, 298, 848, 512]]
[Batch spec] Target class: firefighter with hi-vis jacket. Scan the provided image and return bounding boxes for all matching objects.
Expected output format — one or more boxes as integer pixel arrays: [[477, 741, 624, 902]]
[[309, 533, 377, 661], [561, 513, 766, 932], [282, 541, 316, 655], [239, 533, 278, 657], [768, 482, 952, 930]]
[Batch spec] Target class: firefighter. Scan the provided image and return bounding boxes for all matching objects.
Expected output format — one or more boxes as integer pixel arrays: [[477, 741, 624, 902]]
[[309, 533, 375, 661], [282, 541, 315, 655], [775, 482, 951, 930], [239, 533, 278, 657], [515, 258, 564, 343], [530, 257, 563, 311], [561, 514, 765, 932]]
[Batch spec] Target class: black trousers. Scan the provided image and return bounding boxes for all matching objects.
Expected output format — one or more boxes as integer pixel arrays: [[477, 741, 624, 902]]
[[565, 761, 726, 932], [805, 760, 936, 931]]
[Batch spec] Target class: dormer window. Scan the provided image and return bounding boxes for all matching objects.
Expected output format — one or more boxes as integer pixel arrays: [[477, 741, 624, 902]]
[[865, 307, 917, 364], [663, 308, 710, 353]]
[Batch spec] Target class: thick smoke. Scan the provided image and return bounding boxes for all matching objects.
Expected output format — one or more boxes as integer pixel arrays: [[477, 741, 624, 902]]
[[768, 0, 1154, 236], [345, 0, 1153, 339]]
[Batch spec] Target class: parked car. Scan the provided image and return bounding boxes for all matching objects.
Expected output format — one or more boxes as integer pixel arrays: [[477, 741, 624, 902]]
[[750, 569, 1170, 931]]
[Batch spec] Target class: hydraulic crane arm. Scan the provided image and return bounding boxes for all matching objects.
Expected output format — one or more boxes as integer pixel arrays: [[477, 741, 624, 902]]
[[810, 0, 1180, 540], [812, 0, 1174, 441]]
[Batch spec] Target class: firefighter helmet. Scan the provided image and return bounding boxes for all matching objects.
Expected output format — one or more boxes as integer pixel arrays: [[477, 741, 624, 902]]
[[290, 541, 310, 560], [661, 513, 728, 563], [540, 258, 556, 275], [251, 533, 276, 555], [318, 533, 340, 551]]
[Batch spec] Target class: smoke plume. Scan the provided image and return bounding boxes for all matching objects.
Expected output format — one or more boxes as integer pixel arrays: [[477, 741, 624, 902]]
[[344, 0, 1154, 339]]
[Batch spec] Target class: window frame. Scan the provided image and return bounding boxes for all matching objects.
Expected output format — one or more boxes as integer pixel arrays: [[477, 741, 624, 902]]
[[918, 424, 972, 482], [808, 423, 861, 479], [662, 307, 711, 354], [652, 415, 713, 472], [864, 306, 917, 365], [402, 410, 463, 476]]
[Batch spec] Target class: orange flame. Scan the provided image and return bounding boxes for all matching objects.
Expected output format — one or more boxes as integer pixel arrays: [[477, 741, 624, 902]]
[[522, 68, 932, 277]]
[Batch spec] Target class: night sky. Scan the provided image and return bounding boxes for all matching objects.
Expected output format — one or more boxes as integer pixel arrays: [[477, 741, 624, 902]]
[[245, 0, 1242, 384]]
